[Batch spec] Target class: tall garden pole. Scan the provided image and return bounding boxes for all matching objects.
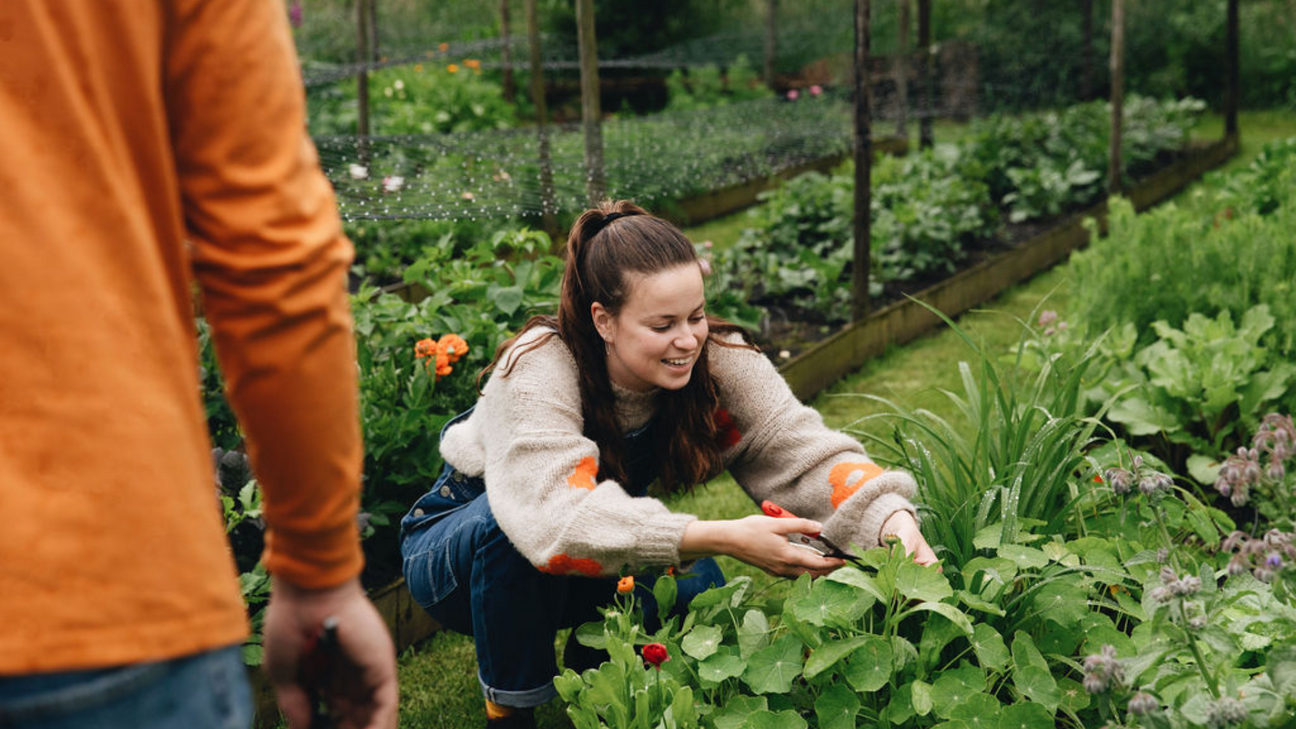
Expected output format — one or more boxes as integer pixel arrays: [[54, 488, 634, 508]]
[[1080, 0, 1094, 100], [368, 0, 379, 62], [525, 0, 558, 240], [916, 0, 933, 149], [894, 0, 909, 139], [764, 0, 778, 89], [356, 0, 371, 140], [500, 0, 516, 105], [1108, 0, 1125, 195], [1225, 0, 1240, 138], [576, 0, 605, 205], [852, 0, 873, 322]]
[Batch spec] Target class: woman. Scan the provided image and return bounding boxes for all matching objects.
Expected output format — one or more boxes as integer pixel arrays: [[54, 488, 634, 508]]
[[400, 201, 935, 728]]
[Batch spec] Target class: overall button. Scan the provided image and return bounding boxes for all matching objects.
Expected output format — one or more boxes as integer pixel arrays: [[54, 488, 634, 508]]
[[451, 471, 465, 483], [413, 508, 425, 517], [439, 485, 452, 497]]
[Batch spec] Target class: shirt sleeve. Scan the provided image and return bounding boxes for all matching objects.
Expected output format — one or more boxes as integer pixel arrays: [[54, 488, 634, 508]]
[[164, 0, 363, 588], [711, 337, 918, 553], [469, 334, 696, 576]]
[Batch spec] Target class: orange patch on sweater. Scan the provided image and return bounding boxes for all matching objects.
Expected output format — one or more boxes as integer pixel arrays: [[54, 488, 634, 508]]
[[829, 461, 884, 508], [713, 408, 742, 450], [566, 456, 598, 490], [536, 553, 604, 577]]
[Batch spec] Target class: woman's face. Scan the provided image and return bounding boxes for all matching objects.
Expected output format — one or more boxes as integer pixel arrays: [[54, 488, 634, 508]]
[[592, 263, 708, 392]]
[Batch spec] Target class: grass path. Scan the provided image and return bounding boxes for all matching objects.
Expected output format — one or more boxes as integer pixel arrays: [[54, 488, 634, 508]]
[[385, 111, 1293, 729]]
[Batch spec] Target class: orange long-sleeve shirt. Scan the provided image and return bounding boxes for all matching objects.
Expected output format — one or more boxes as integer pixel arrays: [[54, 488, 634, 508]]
[[0, 0, 364, 673]]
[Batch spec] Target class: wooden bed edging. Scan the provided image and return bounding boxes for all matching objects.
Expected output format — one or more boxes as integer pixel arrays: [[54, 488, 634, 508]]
[[776, 134, 1239, 403]]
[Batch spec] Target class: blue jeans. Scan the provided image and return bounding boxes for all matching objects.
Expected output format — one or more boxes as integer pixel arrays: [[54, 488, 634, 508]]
[[401, 411, 724, 708], [0, 645, 250, 729]]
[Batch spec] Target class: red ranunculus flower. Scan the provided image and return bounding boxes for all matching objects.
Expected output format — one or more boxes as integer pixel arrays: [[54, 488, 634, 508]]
[[642, 642, 669, 669]]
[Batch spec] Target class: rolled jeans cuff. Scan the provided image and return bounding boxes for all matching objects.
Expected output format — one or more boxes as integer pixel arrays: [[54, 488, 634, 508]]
[[479, 669, 557, 708]]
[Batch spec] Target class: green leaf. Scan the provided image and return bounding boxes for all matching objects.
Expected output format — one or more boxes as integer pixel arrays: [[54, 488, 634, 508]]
[[1010, 632, 1049, 673], [930, 666, 987, 719], [1029, 582, 1090, 627], [999, 701, 1055, 729], [744, 710, 808, 729], [738, 609, 771, 660], [1186, 453, 1223, 485], [885, 682, 917, 725], [996, 544, 1050, 570], [947, 692, 1002, 726], [788, 580, 868, 627], [814, 684, 861, 729], [1108, 396, 1180, 436], [971, 624, 1010, 672], [805, 636, 870, 680], [486, 284, 524, 315], [709, 696, 768, 729], [908, 601, 974, 637], [682, 624, 723, 661], [956, 589, 1006, 617], [896, 560, 954, 602], [1013, 665, 1061, 711], [699, 649, 746, 684], [742, 635, 804, 694], [653, 574, 678, 625], [1266, 644, 1296, 695], [844, 635, 895, 692], [911, 678, 934, 716], [1055, 677, 1091, 713], [825, 567, 886, 605]]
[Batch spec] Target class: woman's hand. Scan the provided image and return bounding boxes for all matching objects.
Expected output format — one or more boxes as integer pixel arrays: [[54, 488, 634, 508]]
[[681, 516, 845, 578], [880, 510, 939, 567]]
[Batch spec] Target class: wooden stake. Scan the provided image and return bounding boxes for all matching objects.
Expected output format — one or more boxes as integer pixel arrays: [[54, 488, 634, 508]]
[[356, 0, 371, 141], [917, 0, 932, 149], [894, 0, 909, 139], [525, 0, 558, 240], [764, 0, 778, 89], [501, 0, 516, 105], [853, 0, 873, 322], [1108, 0, 1125, 195], [1080, 0, 1094, 100], [1225, 0, 1239, 138], [575, 0, 605, 205]]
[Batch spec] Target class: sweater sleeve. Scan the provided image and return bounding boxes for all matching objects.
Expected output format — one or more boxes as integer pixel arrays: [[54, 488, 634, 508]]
[[166, 0, 363, 588], [711, 338, 918, 553], [465, 334, 697, 576]]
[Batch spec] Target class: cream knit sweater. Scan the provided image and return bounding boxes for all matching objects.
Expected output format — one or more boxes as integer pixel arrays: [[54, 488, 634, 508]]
[[440, 328, 918, 577]]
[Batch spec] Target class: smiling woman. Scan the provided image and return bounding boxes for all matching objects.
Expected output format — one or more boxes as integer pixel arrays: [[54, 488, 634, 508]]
[[397, 200, 935, 729]]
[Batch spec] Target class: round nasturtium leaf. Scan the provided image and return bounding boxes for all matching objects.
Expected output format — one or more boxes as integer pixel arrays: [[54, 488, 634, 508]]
[[814, 683, 861, 729], [843, 635, 894, 692], [946, 692, 1002, 728], [1000, 700, 1055, 729], [742, 635, 804, 695], [1013, 665, 1061, 711], [699, 648, 746, 684], [930, 666, 987, 719], [745, 709, 809, 729], [970, 623, 1009, 672], [682, 624, 723, 660]]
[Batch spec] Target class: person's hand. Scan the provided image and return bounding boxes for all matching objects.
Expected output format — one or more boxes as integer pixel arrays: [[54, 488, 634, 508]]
[[879, 510, 939, 567], [682, 516, 845, 578], [262, 576, 398, 729]]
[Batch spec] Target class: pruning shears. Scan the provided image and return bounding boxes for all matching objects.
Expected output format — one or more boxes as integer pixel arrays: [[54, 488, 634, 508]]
[[760, 500, 866, 568], [300, 616, 341, 729]]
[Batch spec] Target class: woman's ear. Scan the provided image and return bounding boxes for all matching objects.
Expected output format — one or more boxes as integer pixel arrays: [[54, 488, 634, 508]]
[[591, 302, 614, 343]]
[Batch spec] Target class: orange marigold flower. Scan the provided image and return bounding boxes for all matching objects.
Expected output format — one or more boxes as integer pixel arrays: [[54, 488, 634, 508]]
[[447, 63, 459, 74], [666, 566, 677, 577], [434, 352, 453, 380], [437, 333, 469, 363], [464, 58, 481, 70], [414, 63, 424, 73], [414, 337, 437, 359], [438, 42, 449, 52], [617, 576, 634, 594]]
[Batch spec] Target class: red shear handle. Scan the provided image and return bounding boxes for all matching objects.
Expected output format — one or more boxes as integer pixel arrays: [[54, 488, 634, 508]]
[[760, 500, 822, 538]]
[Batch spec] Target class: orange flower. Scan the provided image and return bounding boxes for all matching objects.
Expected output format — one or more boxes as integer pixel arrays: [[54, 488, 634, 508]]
[[414, 337, 436, 360], [617, 576, 634, 594], [447, 63, 459, 74], [434, 351, 453, 380], [464, 58, 481, 70], [437, 333, 469, 364], [414, 63, 424, 73], [665, 566, 677, 577], [438, 42, 449, 52]]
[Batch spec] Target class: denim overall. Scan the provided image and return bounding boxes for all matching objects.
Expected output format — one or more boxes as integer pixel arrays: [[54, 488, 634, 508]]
[[399, 408, 724, 708]]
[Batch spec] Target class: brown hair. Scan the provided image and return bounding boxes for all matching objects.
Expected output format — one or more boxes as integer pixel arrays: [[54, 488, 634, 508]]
[[480, 200, 756, 492]]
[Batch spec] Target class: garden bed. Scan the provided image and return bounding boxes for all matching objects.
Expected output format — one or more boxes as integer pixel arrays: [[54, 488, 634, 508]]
[[776, 134, 1238, 401]]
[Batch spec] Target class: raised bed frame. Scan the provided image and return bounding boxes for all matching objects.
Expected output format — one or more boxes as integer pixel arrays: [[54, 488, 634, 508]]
[[247, 133, 1236, 726]]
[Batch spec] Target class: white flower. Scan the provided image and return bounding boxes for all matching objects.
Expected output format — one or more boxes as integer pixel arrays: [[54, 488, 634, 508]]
[[779, 350, 792, 359], [394, 79, 405, 90], [382, 175, 405, 193], [348, 164, 369, 180]]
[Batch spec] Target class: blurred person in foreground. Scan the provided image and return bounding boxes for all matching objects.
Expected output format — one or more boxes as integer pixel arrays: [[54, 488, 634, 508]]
[[0, 2, 397, 727]]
